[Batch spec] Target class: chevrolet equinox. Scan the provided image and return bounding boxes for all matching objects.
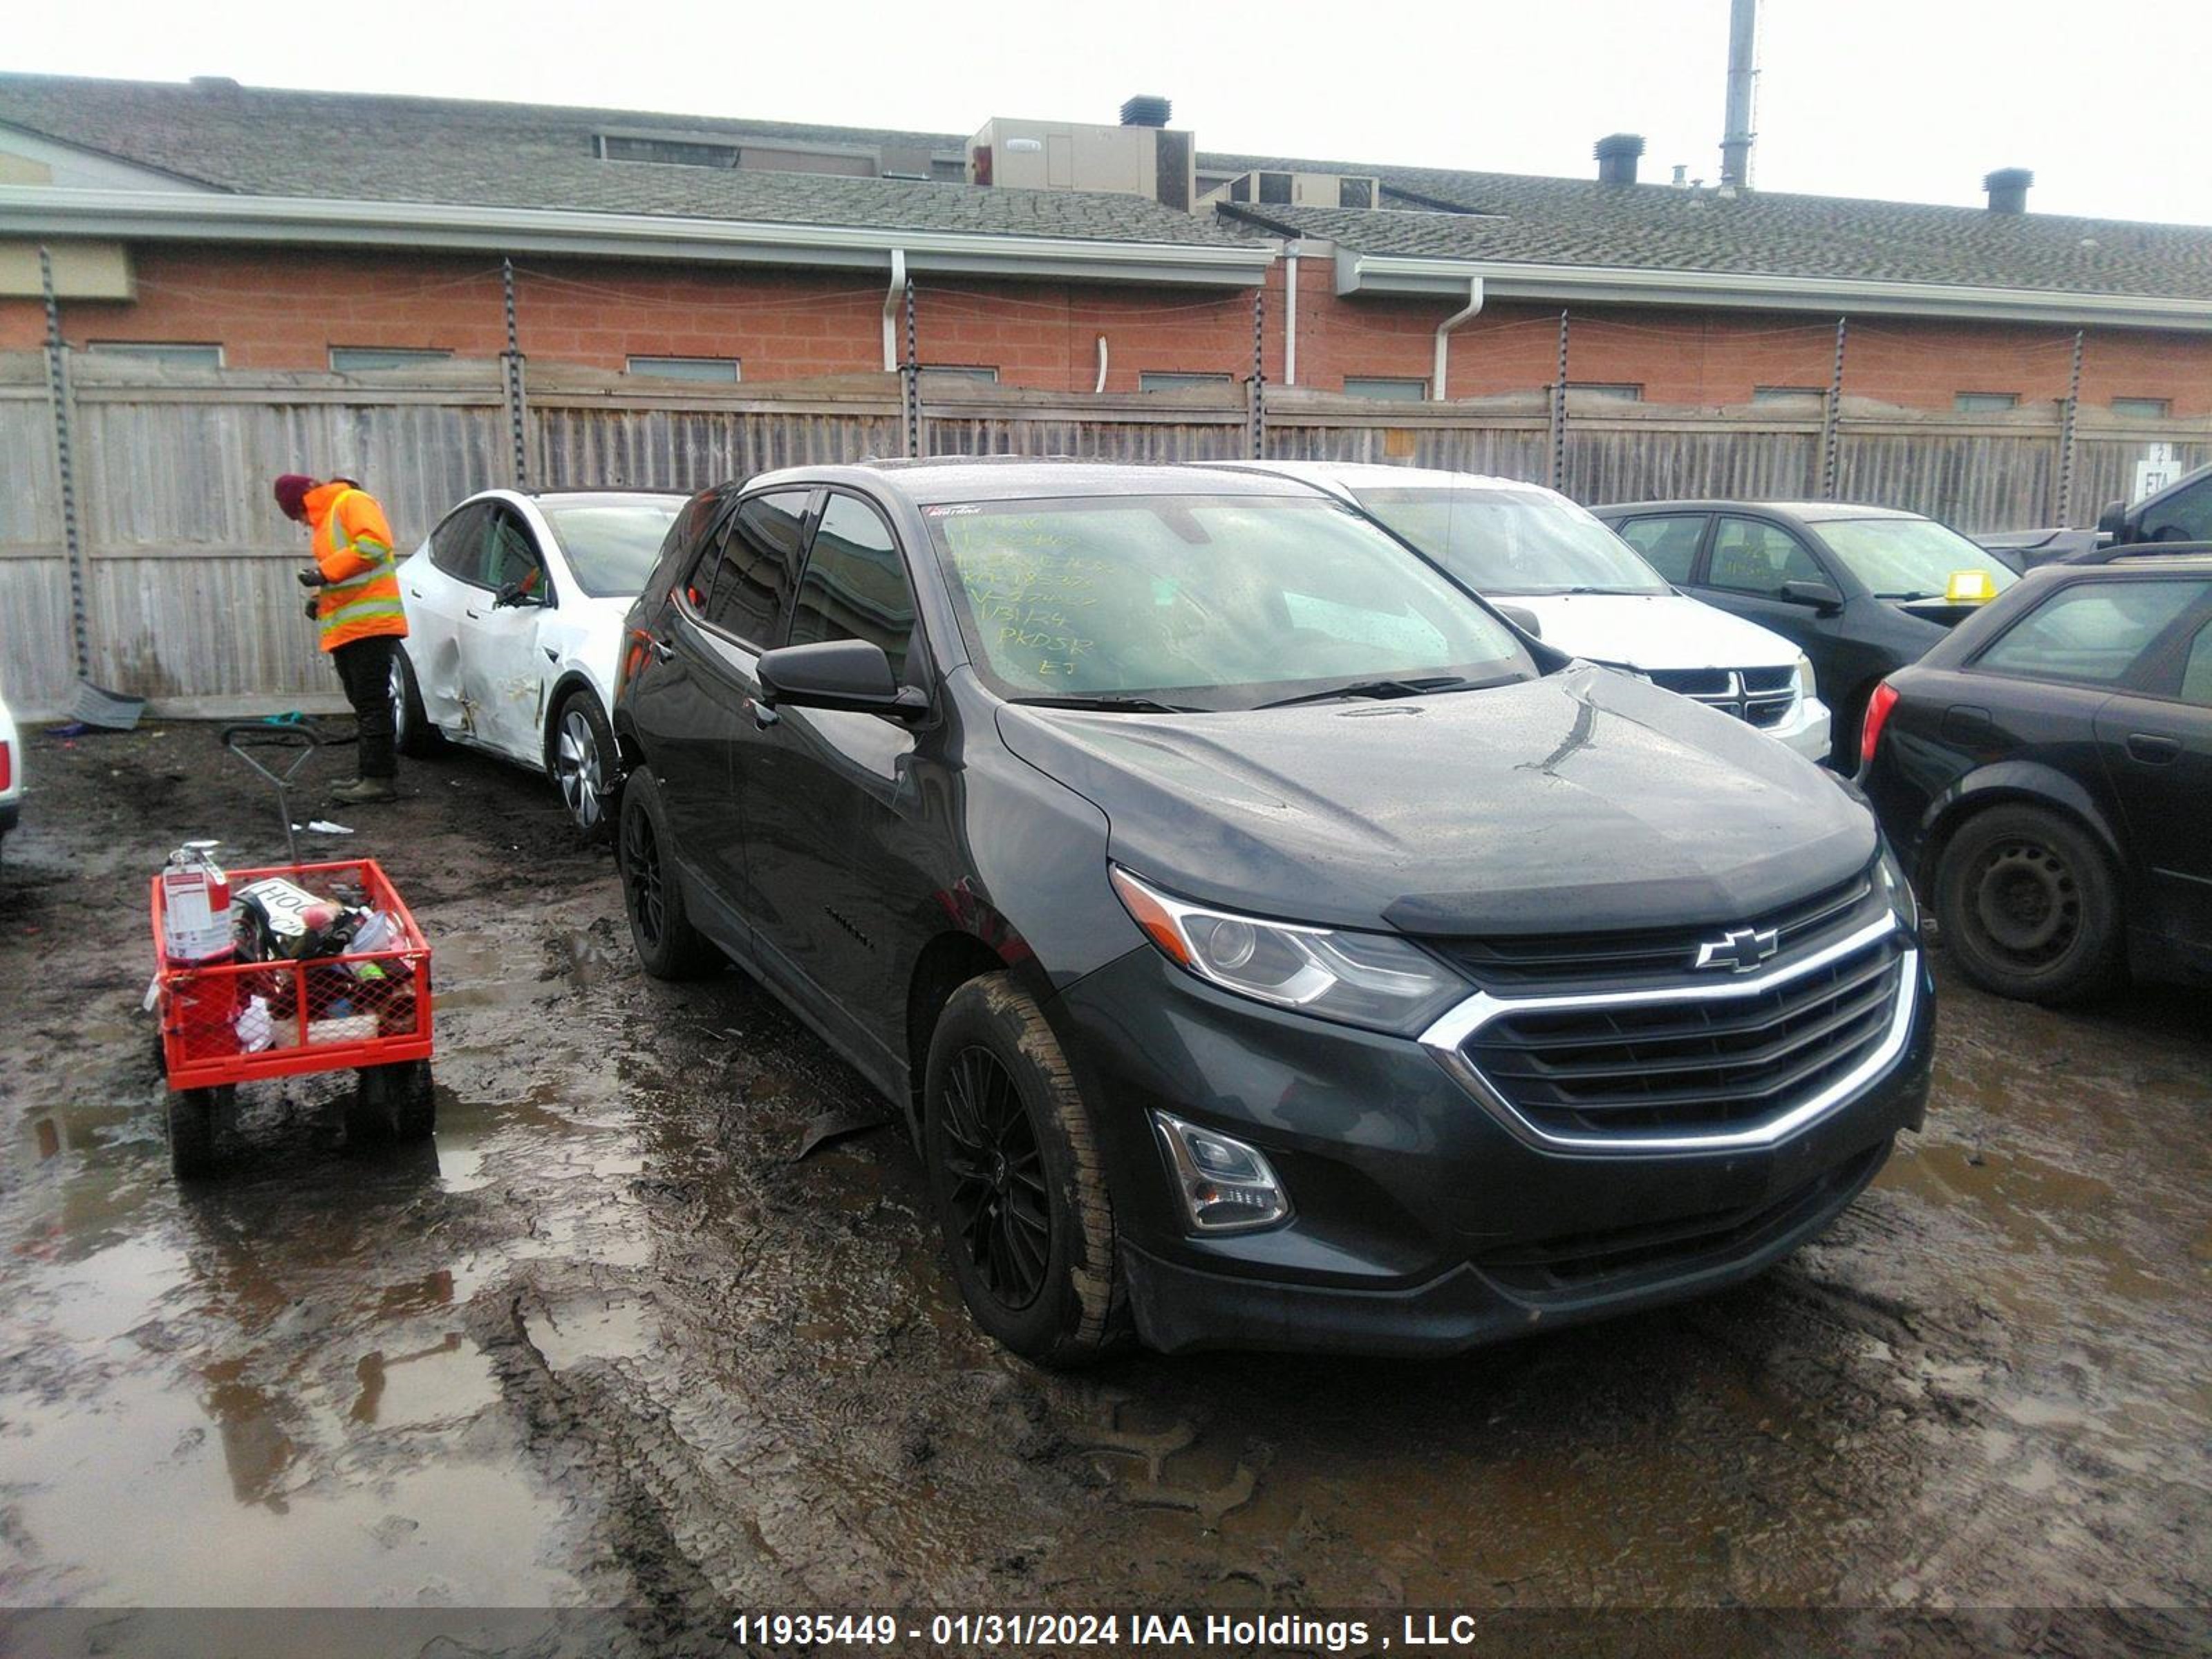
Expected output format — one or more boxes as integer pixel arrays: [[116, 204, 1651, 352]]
[[613, 461, 1935, 1365]]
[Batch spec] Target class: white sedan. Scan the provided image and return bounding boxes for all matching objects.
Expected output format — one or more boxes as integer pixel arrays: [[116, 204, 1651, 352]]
[[391, 488, 686, 834], [0, 688, 21, 859]]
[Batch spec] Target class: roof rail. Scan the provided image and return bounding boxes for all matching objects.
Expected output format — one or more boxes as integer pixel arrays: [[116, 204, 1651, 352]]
[[2065, 539, 2212, 564]]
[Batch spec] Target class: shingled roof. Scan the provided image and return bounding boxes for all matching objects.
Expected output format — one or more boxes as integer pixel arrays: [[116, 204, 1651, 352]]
[[3, 73, 2209, 301]]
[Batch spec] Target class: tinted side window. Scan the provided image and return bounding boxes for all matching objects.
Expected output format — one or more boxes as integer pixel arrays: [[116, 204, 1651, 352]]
[[787, 494, 917, 678], [1615, 514, 1709, 583], [1976, 578, 2209, 687], [1709, 517, 1824, 596], [428, 502, 490, 584], [2178, 619, 2212, 707], [484, 509, 548, 597], [707, 490, 812, 647], [2139, 473, 2212, 543]]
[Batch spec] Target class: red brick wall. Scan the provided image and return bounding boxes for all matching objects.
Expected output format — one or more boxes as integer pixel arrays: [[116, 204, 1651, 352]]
[[6, 240, 2207, 415]]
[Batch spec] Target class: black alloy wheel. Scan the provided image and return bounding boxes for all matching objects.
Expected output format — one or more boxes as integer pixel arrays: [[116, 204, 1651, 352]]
[[939, 1047, 1053, 1310], [624, 808, 669, 951], [615, 770, 717, 980]]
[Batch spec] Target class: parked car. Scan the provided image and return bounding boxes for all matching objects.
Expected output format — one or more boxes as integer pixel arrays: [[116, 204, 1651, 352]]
[[392, 488, 686, 834], [0, 691, 19, 858], [1205, 462, 1830, 762], [612, 460, 1934, 1365], [1978, 461, 2212, 569], [1592, 500, 2018, 770], [1859, 544, 2212, 1004]]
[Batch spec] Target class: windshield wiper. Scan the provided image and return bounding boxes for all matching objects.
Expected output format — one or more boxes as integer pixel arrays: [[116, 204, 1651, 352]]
[[1875, 590, 1940, 601], [1255, 675, 1486, 710], [1006, 694, 1201, 714]]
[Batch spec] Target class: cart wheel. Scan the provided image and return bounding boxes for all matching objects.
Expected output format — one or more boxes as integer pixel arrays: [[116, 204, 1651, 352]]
[[353, 1060, 434, 1144], [167, 1085, 230, 1180]]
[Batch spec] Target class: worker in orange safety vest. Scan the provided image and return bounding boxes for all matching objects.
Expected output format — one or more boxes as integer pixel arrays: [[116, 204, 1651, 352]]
[[274, 473, 409, 805]]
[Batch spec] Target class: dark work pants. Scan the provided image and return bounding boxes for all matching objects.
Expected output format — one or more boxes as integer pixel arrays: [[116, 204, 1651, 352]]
[[330, 635, 400, 780]]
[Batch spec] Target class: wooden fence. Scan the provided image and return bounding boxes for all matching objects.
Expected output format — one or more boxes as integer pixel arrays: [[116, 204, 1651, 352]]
[[3, 353, 2206, 716]]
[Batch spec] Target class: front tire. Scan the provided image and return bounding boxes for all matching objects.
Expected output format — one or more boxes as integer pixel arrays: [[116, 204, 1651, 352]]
[[391, 648, 442, 758], [167, 1085, 229, 1179], [550, 690, 617, 842], [924, 973, 1127, 1367], [617, 768, 718, 980], [1934, 803, 2124, 1004], [353, 1060, 435, 1143]]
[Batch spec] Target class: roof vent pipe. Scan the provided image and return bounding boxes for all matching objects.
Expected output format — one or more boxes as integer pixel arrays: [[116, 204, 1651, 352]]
[[1594, 133, 1645, 186], [1983, 169, 2034, 214], [1720, 0, 1759, 189], [1119, 95, 1172, 129]]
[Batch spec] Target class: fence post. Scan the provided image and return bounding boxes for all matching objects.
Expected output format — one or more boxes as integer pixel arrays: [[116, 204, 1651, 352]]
[[1546, 310, 1570, 491], [901, 276, 921, 459], [501, 258, 530, 489], [1248, 289, 1267, 459], [2054, 329, 2084, 525], [1817, 316, 1848, 499], [38, 246, 91, 684]]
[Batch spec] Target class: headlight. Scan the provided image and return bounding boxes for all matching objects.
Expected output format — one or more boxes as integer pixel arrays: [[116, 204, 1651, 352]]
[[1792, 653, 1818, 702], [1875, 840, 1919, 935], [1109, 867, 1466, 1033]]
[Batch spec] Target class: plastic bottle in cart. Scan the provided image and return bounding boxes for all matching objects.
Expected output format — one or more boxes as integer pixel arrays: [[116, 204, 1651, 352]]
[[160, 841, 240, 1061]]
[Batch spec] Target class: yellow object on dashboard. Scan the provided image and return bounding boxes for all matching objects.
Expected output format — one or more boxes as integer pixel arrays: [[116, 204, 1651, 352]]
[[1946, 569, 1999, 604]]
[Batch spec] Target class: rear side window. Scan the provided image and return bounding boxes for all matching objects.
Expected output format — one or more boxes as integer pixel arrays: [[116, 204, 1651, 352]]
[[1615, 514, 1709, 583], [787, 494, 918, 679], [706, 491, 812, 647], [428, 501, 491, 585], [1976, 578, 2209, 687], [1708, 517, 1825, 595]]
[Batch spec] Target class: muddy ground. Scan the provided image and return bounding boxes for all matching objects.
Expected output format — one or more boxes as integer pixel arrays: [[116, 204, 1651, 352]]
[[0, 723, 2206, 1654]]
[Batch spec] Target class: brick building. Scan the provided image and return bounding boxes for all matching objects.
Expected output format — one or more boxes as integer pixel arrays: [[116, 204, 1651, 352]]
[[2, 73, 2210, 414]]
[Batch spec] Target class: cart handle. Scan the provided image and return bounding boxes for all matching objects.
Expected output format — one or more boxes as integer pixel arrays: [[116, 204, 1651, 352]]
[[221, 722, 321, 783]]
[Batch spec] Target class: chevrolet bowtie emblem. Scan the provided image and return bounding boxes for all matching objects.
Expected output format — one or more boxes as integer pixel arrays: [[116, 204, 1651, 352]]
[[1694, 926, 1780, 973]]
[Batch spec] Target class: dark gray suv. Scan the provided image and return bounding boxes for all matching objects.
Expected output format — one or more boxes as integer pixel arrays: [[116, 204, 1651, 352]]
[[613, 461, 1936, 1365]]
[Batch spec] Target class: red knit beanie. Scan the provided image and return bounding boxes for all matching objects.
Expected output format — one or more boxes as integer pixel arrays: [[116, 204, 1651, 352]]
[[273, 474, 316, 521]]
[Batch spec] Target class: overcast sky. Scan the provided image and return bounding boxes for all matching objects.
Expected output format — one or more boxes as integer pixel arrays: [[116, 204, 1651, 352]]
[[11, 0, 2211, 226]]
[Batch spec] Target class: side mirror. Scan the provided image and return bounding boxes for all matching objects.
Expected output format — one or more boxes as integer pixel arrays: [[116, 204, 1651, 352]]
[[494, 578, 545, 609], [1777, 579, 1845, 613], [758, 639, 930, 722], [2095, 499, 2128, 539], [1494, 604, 1542, 639]]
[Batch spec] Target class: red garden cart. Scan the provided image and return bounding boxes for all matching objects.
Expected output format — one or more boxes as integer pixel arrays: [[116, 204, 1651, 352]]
[[151, 727, 435, 1177]]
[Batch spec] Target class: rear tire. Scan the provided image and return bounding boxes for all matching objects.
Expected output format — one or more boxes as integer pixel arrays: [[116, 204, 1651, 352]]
[[1934, 804, 2124, 1005], [391, 648, 442, 758], [924, 973, 1128, 1367], [617, 768, 718, 980], [167, 1085, 229, 1180], [550, 690, 617, 843], [354, 1060, 435, 1143]]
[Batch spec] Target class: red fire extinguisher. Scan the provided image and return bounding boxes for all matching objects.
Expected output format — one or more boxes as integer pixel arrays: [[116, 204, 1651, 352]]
[[161, 841, 238, 1060]]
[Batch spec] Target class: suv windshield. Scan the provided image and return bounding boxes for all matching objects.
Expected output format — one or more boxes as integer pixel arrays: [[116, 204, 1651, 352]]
[[1351, 486, 1669, 597], [926, 494, 1537, 711], [538, 498, 684, 597], [1817, 517, 2019, 600]]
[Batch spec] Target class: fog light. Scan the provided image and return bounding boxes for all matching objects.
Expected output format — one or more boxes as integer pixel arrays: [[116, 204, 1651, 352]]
[[1152, 1112, 1291, 1233]]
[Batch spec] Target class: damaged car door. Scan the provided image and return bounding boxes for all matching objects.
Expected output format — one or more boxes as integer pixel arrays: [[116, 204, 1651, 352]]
[[402, 499, 490, 734], [459, 505, 558, 763]]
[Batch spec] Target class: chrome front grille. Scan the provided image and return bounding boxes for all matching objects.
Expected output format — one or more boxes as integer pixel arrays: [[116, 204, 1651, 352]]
[[1647, 665, 1798, 730], [1419, 917, 1918, 1154]]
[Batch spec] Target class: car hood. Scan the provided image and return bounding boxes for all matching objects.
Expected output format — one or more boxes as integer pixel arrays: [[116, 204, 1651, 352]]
[[1507, 592, 1799, 671], [994, 665, 1874, 937]]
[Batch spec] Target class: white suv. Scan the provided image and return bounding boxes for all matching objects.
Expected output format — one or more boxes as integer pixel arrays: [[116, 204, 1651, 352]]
[[1209, 462, 1831, 762]]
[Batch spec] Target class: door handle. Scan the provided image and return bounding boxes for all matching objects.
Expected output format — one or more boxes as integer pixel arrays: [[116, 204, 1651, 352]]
[[646, 636, 674, 662], [409, 588, 423, 599], [748, 697, 780, 731], [2126, 732, 2181, 765], [465, 609, 482, 621]]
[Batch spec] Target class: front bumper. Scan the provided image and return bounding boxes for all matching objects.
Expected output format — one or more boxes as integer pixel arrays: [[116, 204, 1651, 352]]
[[1049, 942, 1934, 1356]]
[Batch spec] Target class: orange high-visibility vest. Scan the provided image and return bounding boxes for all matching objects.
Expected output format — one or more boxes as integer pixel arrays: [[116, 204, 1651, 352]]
[[306, 482, 407, 652]]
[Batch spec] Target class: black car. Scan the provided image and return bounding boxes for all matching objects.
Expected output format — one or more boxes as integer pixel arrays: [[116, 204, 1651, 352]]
[[612, 460, 1934, 1364], [1860, 545, 2212, 1004], [1593, 500, 2019, 770], [1980, 461, 2212, 568]]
